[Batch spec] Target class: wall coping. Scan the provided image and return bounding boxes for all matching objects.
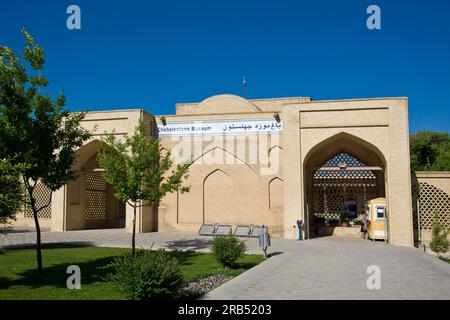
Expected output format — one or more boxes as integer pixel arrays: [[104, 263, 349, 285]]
[[413, 171, 450, 178]]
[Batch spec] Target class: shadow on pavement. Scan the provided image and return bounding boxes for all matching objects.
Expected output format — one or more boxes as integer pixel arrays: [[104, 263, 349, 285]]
[[163, 238, 213, 251]]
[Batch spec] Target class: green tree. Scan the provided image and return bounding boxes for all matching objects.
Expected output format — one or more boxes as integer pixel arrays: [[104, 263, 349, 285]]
[[0, 29, 91, 272], [97, 119, 190, 256], [0, 159, 24, 225], [429, 211, 449, 257], [410, 131, 450, 171]]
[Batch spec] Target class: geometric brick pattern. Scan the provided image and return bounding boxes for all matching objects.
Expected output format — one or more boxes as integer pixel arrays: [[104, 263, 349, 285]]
[[84, 156, 107, 222], [24, 182, 52, 219], [312, 185, 378, 222], [413, 182, 450, 230], [313, 153, 377, 181], [311, 153, 379, 223]]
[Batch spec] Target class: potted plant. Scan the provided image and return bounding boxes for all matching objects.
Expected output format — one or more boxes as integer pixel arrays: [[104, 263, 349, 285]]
[[340, 213, 350, 227]]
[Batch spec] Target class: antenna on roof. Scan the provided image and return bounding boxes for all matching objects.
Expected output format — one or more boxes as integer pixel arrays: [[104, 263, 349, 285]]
[[242, 76, 247, 98]]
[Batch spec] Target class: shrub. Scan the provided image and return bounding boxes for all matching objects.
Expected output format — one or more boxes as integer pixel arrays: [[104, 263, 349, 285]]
[[429, 211, 450, 257], [211, 236, 246, 268], [106, 249, 184, 300]]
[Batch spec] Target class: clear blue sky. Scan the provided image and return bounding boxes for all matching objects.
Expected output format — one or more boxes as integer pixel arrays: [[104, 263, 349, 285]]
[[1, 0, 449, 132]]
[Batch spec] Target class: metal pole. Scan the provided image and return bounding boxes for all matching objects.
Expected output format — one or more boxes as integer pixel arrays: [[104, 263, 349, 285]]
[[384, 207, 389, 244], [306, 204, 309, 240], [417, 199, 421, 247]]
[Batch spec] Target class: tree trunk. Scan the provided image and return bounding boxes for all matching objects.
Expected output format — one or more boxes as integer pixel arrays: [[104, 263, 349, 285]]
[[32, 207, 43, 273], [26, 183, 43, 274], [426, 156, 432, 170], [132, 204, 137, 257]]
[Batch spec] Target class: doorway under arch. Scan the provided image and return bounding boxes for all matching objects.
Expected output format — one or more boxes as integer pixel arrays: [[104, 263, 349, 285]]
[[303, 133, 387, 239], [65, 140, 126, 230], [82, 155, 126, 229]]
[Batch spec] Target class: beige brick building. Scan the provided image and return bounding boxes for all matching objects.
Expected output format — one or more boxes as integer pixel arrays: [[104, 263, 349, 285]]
[[12, 94, 450, 247]]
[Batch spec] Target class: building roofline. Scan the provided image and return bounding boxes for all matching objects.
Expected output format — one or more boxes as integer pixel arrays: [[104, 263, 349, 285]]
[[73, 108, 153, 117], [287, 97, 408, 105], [176, 96, 312, 107]]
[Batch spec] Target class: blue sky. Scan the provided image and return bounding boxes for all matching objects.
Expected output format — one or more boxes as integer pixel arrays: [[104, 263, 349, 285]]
[[1, 0, 449, 132]]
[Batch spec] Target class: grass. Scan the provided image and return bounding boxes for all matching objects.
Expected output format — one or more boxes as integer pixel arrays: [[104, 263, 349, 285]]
[[0, 244, 264, 300]]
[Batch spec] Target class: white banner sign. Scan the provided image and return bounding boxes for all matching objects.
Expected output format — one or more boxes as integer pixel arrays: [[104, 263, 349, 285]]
[[157, 119, 282, 136]]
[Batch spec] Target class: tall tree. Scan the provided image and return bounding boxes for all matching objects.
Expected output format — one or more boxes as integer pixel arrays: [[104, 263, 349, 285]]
[[97, 119, 190, 256], [410, 131, 450, 171], [0, 29, 91, 272]]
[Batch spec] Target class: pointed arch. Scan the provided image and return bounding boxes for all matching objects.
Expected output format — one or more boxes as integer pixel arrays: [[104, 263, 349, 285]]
[[73, 139, 103, 171], [304, 132, 386, 169], [268, 145, 283, 172], [65, 138, 126, 231], [303, 132, 387, 239], [268, 145, 284, 154], [190, 146, 257, 175], [203, 169, 234, 224], [203, 168, 231, 183], [269, 177, 284, 210]]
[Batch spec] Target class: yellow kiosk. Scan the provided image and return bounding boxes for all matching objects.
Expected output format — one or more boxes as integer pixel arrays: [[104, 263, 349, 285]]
[[365, 197, 387, 241]]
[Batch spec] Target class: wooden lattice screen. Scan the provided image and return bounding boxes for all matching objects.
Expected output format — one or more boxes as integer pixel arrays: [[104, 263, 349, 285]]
[[311, 153, 379, 223], [413, 182, 450, 230], [312, 185, 378, 221], [84, 156, 107, 223], [24, 182, 52, 219]]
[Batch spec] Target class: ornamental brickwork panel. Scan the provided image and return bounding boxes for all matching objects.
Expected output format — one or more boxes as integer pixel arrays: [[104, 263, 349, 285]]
[[413, 182, 450, 230], [24, 182, 52, 219]]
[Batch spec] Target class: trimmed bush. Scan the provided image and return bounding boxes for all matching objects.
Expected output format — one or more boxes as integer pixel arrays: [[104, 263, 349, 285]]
[[211, 236, 246, 268], [106, 249, 183, 300]]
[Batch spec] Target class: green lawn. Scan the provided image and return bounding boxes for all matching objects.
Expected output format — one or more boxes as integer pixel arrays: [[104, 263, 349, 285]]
[[0, 244, 264, 300]]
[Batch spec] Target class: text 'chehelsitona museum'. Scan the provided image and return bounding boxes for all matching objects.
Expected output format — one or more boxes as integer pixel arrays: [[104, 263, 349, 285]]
[[13, 95, 450, 247]]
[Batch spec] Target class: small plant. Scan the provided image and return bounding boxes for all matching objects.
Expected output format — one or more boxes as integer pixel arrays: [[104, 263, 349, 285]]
[[106, 249, 184, 300], [429, 211, 449, 258], [211, 236, 246, 268], [182, 274, 234, 298], [353, 215, 363, 225]]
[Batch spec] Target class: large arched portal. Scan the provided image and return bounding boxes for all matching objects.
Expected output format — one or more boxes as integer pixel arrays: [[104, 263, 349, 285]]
[[304, 133, 386, 239], [82, 155, 126, 229], [65, 140, 126, 230]]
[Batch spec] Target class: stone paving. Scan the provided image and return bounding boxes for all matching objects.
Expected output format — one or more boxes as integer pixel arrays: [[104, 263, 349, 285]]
[[1, 229, 449, 299], [0, 228, 263, 253], [204, 237, 450, 300]]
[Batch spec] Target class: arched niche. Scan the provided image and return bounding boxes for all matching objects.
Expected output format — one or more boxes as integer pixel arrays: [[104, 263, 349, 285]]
[[203, 169, 234, 224]]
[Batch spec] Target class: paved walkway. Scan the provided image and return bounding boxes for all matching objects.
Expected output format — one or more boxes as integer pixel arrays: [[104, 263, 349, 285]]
[[205, 237, 450, 300], [0, 228, 263, 253], [1, 229, 449, 299]]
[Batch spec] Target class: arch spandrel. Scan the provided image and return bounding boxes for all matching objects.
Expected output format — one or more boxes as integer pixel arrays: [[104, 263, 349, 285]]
[[303, 132, 387, 171]]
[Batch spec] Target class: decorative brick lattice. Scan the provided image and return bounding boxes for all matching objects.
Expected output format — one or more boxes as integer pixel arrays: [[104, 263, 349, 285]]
[[313, 153, 377, 181], [119, 201, 126, 218], [311, 153, 380, 224], [413, 182, 450, 230], [84, 156, 107, 222], [312, 185, 378, 222], [24, 183, 52, 219]]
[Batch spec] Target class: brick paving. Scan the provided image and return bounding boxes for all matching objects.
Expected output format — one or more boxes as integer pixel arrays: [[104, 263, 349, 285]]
[[204, 237, 450, 300]]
